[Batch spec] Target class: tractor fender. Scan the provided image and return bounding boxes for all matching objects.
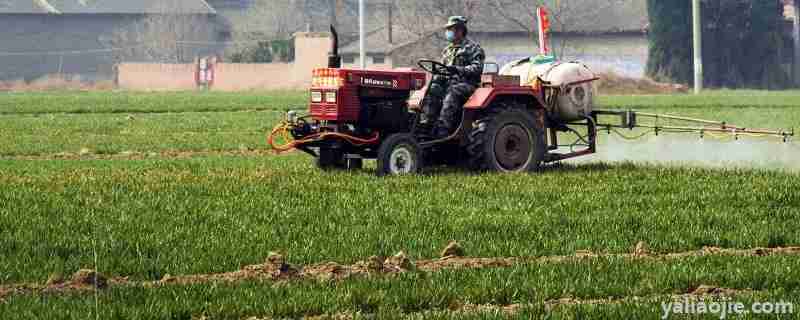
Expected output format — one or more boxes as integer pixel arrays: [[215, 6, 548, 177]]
[[464, 87, 546, 110]]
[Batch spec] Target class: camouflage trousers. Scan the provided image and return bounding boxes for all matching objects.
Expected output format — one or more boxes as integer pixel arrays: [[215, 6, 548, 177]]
[[421, 81, 477, 132]]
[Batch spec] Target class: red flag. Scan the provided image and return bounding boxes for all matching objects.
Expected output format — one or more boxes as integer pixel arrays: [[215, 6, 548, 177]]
[[537, 7, 550, 55]]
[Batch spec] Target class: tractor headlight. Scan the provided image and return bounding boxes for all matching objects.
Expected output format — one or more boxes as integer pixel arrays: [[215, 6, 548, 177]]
[[325, 91, 337, 103], [311, 91, 323, 103]]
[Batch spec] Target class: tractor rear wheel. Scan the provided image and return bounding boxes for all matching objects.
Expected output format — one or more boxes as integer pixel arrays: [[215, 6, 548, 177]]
[[376, 133, 423, 176], [467, 103, 545, 172]]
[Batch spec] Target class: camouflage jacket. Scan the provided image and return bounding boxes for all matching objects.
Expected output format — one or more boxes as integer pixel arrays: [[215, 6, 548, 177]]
[[440, 38, 486, 87]]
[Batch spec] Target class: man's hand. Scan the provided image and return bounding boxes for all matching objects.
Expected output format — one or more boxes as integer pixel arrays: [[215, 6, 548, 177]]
[[446, 65, 461, 75]]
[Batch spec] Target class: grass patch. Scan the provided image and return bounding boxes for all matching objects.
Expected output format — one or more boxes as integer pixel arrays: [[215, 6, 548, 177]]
[[1, 91, 798, 157], [0, 91, 306, 115], [0, 157, 797, 284], [598, 90, 800, 110], [1, 256, 798, 319], [1, 90, 799, 318], [0, 111, 282, 156]]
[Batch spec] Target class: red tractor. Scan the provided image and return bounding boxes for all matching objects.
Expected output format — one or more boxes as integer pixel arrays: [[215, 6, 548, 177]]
[[269, 27, 604, 176], [270, 27, 794, 175]]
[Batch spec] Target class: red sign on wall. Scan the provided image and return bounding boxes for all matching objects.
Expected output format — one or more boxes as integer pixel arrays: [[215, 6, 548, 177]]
[[196, 56, 216, 87]]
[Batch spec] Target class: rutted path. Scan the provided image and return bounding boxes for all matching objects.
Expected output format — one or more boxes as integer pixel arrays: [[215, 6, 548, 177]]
[[240, 286, 757, 320], [1, 243, 798, 301]]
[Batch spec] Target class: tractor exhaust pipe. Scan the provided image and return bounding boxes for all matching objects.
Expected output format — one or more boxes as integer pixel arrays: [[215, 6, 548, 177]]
[[328, 25, 341, 68]]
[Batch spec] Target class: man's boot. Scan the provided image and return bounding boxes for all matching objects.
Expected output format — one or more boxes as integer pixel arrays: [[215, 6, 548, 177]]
[[415, 113, 433, 135], [432, 122, 452, 139]]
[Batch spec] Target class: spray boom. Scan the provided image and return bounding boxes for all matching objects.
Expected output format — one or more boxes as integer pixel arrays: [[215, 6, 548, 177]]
[[594, 109, 794, 143]]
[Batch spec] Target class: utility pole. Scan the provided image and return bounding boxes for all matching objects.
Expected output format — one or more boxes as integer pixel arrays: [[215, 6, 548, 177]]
[[329, 0, 337, 30], [387, 0, 393, 45], [359, 0, 366, 69], [793, 0, 800, 86], [692, 0, 703, 94]]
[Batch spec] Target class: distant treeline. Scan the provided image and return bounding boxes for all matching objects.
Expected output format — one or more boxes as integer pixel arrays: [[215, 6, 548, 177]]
[[227, 40, 295, 63], [646, 0, 790, 89]]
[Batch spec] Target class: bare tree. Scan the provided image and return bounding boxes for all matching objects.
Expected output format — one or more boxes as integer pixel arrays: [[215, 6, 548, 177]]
[[110, 2, 216, 63], [485, 0, 637, 33], [483, 0, 632, 57], [220, 0, 311, 63], [392, 0, 641, 59], [225, 0, 298, 41], [394, 0, 482, 37], [388, 0, 482, 64]]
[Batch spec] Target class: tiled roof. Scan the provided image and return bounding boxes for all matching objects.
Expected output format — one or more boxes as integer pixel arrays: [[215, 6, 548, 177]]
[[0, 0, 216, 14], [0, 0, 51, 13], [339, 25, 430, 55]]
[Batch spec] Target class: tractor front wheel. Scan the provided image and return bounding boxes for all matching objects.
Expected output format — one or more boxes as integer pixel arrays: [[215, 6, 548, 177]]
[[467, 104, 545, 172], [376, 133, 423, 176]]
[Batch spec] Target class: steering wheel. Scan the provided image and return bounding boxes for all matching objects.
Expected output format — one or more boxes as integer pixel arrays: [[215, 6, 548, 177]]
[[418, 60, 453, 77]]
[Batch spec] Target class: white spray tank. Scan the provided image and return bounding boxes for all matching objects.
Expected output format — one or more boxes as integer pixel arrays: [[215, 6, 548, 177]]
[[500, 56, 596, 122]]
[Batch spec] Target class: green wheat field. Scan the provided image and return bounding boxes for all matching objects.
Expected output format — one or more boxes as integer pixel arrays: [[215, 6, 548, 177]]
[[0, 90, 798, 319]]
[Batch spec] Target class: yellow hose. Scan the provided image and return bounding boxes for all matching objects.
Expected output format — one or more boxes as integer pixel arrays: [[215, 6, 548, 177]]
[[611, 128, 654, 140], [267, 122, 380, 154]]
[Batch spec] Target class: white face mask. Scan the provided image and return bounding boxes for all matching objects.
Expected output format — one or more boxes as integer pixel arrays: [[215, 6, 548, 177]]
[[446, 30, 456, 42]]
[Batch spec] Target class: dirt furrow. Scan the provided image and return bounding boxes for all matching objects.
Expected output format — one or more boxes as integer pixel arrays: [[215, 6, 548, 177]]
[[1, 244, 798, 301], [241, 286, 756, 319]]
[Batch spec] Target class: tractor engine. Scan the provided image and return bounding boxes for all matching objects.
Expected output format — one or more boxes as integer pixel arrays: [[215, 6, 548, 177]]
[[308, 68, 427, 132]]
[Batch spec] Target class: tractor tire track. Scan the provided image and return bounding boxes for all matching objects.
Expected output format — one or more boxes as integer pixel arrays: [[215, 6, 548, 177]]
[[0, 149, 278, 161], [1, 245, 799, 301], [0, 108, 282, 117], [241, 286, 757, 319]]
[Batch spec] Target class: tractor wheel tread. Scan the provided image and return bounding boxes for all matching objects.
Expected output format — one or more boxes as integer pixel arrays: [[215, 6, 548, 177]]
[[376, 133, 424, 177], [467, 121, 489, 170], [466, 101, 546, 172]]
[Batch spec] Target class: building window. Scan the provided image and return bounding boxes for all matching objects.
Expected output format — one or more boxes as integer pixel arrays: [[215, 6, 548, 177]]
[[372, 54, 386, 64], [342, 55, 355, 64]]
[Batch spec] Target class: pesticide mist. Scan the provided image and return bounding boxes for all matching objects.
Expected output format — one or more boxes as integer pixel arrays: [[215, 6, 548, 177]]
[[584, 134, 800, 172]]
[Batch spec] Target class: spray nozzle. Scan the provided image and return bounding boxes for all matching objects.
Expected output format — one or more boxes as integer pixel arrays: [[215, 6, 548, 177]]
[[730, 128, 739, 141], [782, 129, 794, 143]]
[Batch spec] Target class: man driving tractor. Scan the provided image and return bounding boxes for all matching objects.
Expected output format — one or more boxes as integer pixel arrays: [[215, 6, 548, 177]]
[[422, 16, 486, 138]]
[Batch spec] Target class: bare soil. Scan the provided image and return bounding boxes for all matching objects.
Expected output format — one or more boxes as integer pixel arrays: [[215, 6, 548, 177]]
[[0, 77, 115, 92], [243, 285, 757, 319], [594, 71, 689, 95], [1, 245, 797, 301]]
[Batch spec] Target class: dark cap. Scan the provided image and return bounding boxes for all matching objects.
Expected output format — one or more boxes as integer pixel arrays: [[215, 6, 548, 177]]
[[445, 16, 468, 29]]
